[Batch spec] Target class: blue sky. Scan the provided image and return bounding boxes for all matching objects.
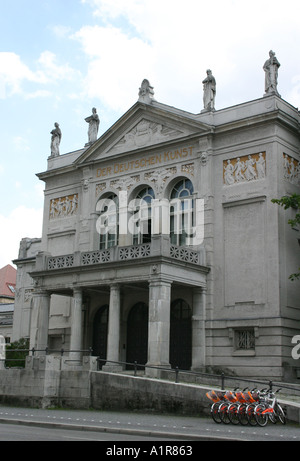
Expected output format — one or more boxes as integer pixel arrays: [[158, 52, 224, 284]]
[[1, 0, 300, 267]]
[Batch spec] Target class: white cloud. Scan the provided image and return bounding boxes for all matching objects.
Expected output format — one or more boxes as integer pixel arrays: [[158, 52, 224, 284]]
[[78, 0, 300, 112], [0, 206, 43, 268], [37, 51, 77, 82], [73, 25, 155, 112], [13, 136, 30, 152], [0, 51, 78, 100], [51, 25, 72, 39], [0, 52, 39, 96]]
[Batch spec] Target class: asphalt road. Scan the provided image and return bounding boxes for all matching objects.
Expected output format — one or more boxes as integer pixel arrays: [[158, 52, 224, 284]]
[[0, 405, 299, 442]]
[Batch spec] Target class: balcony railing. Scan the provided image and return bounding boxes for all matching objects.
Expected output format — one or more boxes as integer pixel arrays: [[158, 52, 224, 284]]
[[46, 238, 205, 271]]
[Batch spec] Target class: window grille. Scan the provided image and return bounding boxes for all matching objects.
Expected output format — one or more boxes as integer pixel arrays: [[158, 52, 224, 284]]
[[235, 329, 255, 350]]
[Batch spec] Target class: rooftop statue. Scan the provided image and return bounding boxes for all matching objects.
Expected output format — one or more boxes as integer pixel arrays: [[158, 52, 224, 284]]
[[138, 79, 155, 104], [263, 50, 280, 96], [50, 122, 61, 157], [202, 69, 216, 112], [85, 107, 100, 145]]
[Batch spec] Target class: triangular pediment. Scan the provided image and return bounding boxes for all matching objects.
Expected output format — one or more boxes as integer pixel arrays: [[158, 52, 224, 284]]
[[74, 101, 213, 166]]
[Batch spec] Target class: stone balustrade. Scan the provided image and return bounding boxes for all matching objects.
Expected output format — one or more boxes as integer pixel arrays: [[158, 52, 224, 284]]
[[46, 237, 205, 271]]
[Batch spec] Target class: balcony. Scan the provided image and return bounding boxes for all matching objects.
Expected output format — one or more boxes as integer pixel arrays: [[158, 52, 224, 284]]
[[45, 237, 206, 272]]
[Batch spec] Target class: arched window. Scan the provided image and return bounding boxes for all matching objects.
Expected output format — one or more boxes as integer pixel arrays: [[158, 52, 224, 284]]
[[170, 179, 194, 246], [96, 194, 119, 250], [130, 187, 155, 245]]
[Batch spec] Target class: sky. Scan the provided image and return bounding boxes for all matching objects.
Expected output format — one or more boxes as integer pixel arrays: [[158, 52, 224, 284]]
[[1, 0, 300, 268]]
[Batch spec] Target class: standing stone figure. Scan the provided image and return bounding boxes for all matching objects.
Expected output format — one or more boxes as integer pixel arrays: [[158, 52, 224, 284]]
[[85, 107, 100, 145], [50, 122, 61, 157], [202, 69, 216, 111], [263, 50, 280, 96]]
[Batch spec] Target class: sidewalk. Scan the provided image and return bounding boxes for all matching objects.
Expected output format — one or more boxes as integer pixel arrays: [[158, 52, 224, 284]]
[[0, 403, 300, 441]]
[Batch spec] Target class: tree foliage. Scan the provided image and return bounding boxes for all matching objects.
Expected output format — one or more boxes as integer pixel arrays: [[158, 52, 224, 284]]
[[5, 338, 29, 368], [271, 193, 300, 281]]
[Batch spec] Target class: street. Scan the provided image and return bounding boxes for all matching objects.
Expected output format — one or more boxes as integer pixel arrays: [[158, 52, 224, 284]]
[[0, 405, 300, 442]]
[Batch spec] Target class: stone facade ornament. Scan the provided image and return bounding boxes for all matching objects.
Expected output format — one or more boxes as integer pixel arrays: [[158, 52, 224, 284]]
[[50, 122, 61, 157], [138, 79, 155, 104], [283, 153, 300, 185], [49, 194, 78, 219], [223, 152, 266, 185], [85, 107, 100, 146], [263, 50, 280, 97], [112, 120, 181, 152], [202, 69, 216, 112]]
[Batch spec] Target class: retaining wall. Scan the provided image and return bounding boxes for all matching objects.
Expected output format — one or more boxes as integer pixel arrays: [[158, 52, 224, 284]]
[[0, 356, 299, 424]]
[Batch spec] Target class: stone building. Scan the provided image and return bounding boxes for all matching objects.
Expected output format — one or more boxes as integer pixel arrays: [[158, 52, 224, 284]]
[[12, 67, 300, 381], [0, 264, 16, 341]]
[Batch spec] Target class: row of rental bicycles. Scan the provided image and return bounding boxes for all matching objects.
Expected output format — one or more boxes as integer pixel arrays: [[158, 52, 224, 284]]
[[206, 387, 286, 426]]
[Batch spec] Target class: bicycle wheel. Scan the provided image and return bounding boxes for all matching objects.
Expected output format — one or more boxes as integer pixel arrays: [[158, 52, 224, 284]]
[[275, 403, 286, 425], [219, 402, 231, 424], [211, 402, 223, 424], [246, 404, 257, 426], [228, 403, 240, 425], [255, 404, 268, 427], [238, 404, 249, 425]]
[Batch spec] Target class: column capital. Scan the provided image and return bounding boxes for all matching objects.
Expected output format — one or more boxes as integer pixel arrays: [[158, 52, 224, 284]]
[[193, 285, 207, 294], [148, 278, 173, 288], [33, 288, 51, 297], [73, 286, 83, 296], [110, 283, 120, 291]]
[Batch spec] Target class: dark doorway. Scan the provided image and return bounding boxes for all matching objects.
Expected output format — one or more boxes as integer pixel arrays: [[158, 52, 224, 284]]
[[92, 304, 109, 368], [169, 299, 192, 370], [126, 302, 148, 369]]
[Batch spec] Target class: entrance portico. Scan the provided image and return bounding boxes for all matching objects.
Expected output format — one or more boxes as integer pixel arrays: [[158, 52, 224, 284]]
[[29, 236, 209, 376]]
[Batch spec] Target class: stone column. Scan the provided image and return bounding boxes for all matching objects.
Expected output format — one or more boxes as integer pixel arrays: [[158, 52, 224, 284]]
[[192, 287, 206, 370], [69, 288, 83, 363], [32, 290, 51, 355], [103, 284, 122, 371], [146, 279, 172, 378]]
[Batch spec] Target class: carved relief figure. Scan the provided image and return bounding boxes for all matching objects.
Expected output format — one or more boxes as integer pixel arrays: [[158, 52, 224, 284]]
[[263, 50, 280, 96], [244, 155, 257, 181], [256, 153, 266, 179], [235, 158, 245, 182], [85, 107, 100, 145], [202, 69, 216, 111], [224, 160, 235, 185], [50, 122, 61, 157]]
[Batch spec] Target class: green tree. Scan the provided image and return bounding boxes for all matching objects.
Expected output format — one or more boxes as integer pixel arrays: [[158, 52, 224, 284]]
[[5, 338, 29, 368], [271, 193, 300, 281]]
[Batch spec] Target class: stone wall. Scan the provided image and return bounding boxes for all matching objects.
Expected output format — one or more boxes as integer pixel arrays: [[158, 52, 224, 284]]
[[0, 357, 299, 423]]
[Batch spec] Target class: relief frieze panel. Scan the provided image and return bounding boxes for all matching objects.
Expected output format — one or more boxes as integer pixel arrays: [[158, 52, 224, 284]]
[[223, 152, 266, 186], [49, 194, 78, 220], [283, 153, 300, 185]]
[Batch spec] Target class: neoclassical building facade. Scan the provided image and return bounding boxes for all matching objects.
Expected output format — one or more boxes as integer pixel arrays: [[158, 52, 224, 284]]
[[12, 77, 300, 381]]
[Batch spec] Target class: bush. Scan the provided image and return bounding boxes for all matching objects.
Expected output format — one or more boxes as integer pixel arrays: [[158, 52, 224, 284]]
[[5, 338, 29, 368]]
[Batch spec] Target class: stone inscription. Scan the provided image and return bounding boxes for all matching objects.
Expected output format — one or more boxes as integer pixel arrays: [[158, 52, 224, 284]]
[[49, 194, 78, 219], [223, 152, 266, 185], [96, 146, 194, 178]]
